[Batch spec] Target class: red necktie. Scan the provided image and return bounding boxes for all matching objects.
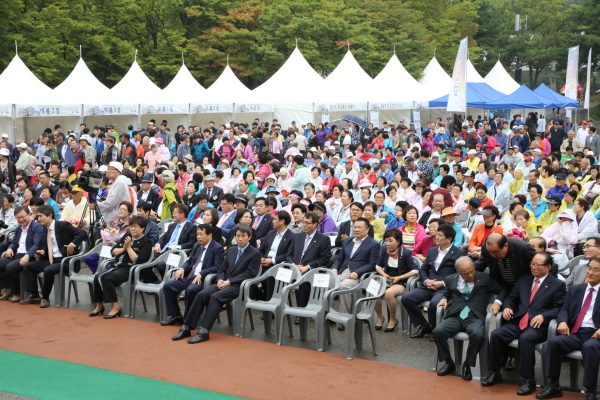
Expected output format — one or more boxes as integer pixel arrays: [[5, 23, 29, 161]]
[[519, 279, 540, 330], [572, 287, 595, 334], [252, 215, 261, 229]]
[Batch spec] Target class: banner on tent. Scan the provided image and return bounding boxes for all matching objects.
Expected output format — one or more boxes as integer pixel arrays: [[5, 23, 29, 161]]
[[191, 104, 233, 114], [235, 104, 273, 113], [0, 105, 11, 117], [448, 37, 468, 112], [565, 46, 579, 101], [412, 110, 421, 133], [84, 104, 138, 116], [140, 104, 189, 115], [314, 103, 368, 112], [322, 114, 329, 124], [16, 104, 80, 118], [414, 101, 430, 110], [369, 111, 379, 127], [369, 102, 413, 111]]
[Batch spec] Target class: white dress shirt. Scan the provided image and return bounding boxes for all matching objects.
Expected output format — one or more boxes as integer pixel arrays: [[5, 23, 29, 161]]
[[433, 245, 451, 271], [456, 275, 475, 292], [267, 229, 288, 259], [581, 283, 599, 329], [17, 221, 31, 254], [48, 221, 62, 259], [350, 237, 365, 258], [192, 245, 209, 276]]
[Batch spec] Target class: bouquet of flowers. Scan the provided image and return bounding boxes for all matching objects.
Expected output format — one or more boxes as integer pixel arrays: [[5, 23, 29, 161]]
[[505, 227, 528, 241], [64, 218, 81, 228], [101, 227, 124, 242]]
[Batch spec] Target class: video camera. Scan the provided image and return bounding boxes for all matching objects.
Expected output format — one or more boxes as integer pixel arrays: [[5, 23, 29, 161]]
[[78, 170, 104, 194]]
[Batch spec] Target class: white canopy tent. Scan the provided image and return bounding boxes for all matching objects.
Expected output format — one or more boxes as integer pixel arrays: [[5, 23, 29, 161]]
[[316, 50, 373, 123], [418, 57, 452, 124], [370, 54, 435, 125], [252, 47, 323, 127], [484, 60, 520, 95], [466, 59, 485, 83], [159, 62, 207, 129]]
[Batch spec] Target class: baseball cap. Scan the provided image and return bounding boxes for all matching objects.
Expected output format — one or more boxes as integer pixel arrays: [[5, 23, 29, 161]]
[[404, 156, 414, 163], [524, 156, 532, 162], [141, 173, 154, 183], [108, 161, 123, 173], [453, 151, 461, 156], [463, 170, 474, 177], [234, 195, 248, 204], [345, 160, 353, 165], [555, 173, 567, 180], [17, 143, 28, 149], [1, 133, 8, 138], [546, 196, 561, 205], [467, 149, 477, 155], [0, 148, 10, 156], [478, 208, 496, 217], [309, 201, 327, 213], [468, 197, 481, 208]]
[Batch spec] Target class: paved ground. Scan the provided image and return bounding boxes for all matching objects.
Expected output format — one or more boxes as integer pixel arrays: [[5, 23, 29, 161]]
[[0, 393, 35, 400], [41, 270, 589, 393]]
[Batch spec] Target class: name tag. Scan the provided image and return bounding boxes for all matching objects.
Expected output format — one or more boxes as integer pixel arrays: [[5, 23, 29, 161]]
[[367, 279, 381, 296], [276, 268, 293, 283], [313, 274, 329, 288], [100, 245, 113, 258], [167, 253, 181, 268]]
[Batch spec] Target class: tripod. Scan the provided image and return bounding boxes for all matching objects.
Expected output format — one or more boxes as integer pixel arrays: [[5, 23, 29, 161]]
[[78, 193, 104, 246]]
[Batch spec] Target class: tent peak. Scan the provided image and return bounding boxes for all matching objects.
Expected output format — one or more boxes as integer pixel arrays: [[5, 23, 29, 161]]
[[15, 41, 18, 55]]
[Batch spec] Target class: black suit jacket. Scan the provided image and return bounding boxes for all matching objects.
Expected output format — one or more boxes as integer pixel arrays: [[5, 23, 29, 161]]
[[557, 283, 600, 329], [331, 236, 379, 276], [158, 221, 197, 251], [286, 231, 331, 270], [377, 247, 415, 278], [42, 220, 87, 259], [503, 274, 565, 328], [253, 213, 274, 242], [217, 244, 261, 285], [200, 186, 224, 208], [334, 220, 374, 248], [258, 229, 295, 265], [182, 239, 225, 279], [475, 238, 535, 302], [419, 245, 465, 283], [138, 189, 160, 211], [443, 272, 505, 321]]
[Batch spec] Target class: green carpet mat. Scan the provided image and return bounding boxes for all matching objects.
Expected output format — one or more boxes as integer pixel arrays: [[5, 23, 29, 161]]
[[0, 350, 245, 400]]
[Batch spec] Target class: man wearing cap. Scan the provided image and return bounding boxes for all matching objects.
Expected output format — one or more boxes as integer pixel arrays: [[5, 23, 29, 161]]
[[577, 121, 590, 144], [517, 156, 536, 176], [137, 173, 160, 211], [79, 135, 97, 169], [59, 186, 92, 226], [0, 133, 13, 153], [510, 127, 527, 154], [339, 159, 358, 183], [377, 159, 394, 183], [200, 176, 224, 209], [499, 147, 519, 169], [465, 149, 480, 172], [15, 142, 36, 179], [465, 129, 481, 148], [547, 173, 569, 200], [95, 162, 135, 222]]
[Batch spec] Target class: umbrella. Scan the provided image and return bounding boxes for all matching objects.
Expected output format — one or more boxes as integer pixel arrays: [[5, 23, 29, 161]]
[[341, 115, 367, 127]]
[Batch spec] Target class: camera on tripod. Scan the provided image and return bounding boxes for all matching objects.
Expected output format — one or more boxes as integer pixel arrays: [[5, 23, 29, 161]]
[[78, 170, 103, 194]]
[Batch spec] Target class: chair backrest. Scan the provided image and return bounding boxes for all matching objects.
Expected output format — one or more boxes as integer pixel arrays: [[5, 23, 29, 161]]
[[95, 241, 116, 263], [159, 249, 188, 271], [496, 197, 512, 210], [326, 232, 337, 247], [559, 255, 585, 274], [455, 210, 469, 224], [331, 247, 341, 258], [412, 256, 423, 268], [301, 268, 339, 307], [263, 263, 301, 301], [354, 275, 386, 318], [158, 219, 173, 235]]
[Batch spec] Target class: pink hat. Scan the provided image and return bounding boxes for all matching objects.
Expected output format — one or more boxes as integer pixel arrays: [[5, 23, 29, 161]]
[[155, 137, 164, 144]]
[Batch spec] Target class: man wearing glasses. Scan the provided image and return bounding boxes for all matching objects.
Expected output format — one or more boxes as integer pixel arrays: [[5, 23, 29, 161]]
[[483, 252, 566, 396], [566, 237, 600, 288]]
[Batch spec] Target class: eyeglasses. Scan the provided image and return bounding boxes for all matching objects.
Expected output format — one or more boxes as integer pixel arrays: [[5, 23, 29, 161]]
[[583, 244, 600, 249], [530, 262, 548, 267]]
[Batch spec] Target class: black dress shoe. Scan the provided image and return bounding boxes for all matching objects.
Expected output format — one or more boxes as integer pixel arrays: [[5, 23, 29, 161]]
[[410, 324, 432, 338], [89, 308, 105, 317], [104, 309, 122, 319], [161, 316, 184, 326], [517, 380, 536, 396], [462, 364, 472, 381], [482, 371, 503, 387], [585, 393, 597, 400], [535, 385, 562, 399], [437, 362, 456, 376], [505, 356, 517, 371], [337, 323, 345, 331], [172, 328, 191, 341], [188, 330, 209, 344]]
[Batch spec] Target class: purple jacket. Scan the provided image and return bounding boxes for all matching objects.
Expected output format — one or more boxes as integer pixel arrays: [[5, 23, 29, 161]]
[[316, 130, 327, 144], [318, 214, 338, 234]]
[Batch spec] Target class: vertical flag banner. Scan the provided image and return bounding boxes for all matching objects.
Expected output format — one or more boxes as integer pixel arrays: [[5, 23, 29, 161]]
[[412, 110, 421, 133], [447, 37, 468, 112], [322, 113, 330, 124], [565, 45, 579, 100], [584, 48, 592, 109], [370, 111, 379, 127]]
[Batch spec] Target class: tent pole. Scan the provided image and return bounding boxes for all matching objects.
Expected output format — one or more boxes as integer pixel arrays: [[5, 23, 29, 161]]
[[11, 105, 16, 144], [187, 104, 191, 128]]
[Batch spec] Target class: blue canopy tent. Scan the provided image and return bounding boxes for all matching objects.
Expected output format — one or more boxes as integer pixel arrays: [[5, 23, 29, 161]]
[[428, 82, 507, 108], [533, 83, 580, 108], [485, 85, 556, 109]]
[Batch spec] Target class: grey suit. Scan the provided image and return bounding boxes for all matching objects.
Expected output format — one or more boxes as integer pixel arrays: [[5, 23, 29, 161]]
[[585, 134, 600, 158], [565, 260, 588, 287]]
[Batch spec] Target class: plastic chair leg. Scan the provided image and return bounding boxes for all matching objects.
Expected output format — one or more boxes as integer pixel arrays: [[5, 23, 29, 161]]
[[132, 292, 138, 319], [316, 314, 326, 352], [264, 311, 272, 333], [277, 312, 286, 345], [66, 281, 73, 308], [299, 317, 309, 341], [286, 314, 293, 338], [354, 319, 363, 350], [367, 320, 378, 356], [140, 292, 148, 313], [345, 321, 356, 360]]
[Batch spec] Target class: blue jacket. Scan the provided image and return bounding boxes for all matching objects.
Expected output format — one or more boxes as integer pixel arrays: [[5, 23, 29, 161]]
[[331, 236, 380, 276], [218, 211, 237, 239], [9, 220, 45, 257], [192, 141, 210, 162], [375, 204, 394, 225], [144, 219, 160, 246]]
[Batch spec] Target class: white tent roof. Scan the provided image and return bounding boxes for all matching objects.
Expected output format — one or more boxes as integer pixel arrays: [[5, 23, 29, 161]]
[[52, 57, 110, 104], [252, 47, 323, 103], [320, 50, 373, 103], [418, 57, 451, 99], [466, 59, 484, 83], [0, 54, 52, 104], [105, 60, 162, 104], [205, 65, 251, 103], [162, 62, 207, 103], [484, 60, 520, 95], [371, 54, 434, 102]]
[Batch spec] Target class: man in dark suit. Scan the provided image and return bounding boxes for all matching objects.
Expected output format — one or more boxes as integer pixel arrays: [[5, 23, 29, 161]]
[[286, 211, 331, 308], [161, 224, 225, 326], [334, 202, 374, 248], [146, 204, 197, 282], [217, 194, 237, 240], [402, 224, 466, 338], [483, 252, 566, 395], [21, 205, 87, 307], [475, 233, 535, 304], [32, 172, 56, 199], [199, 176, 224, 208], [331, 217, 380, 320], [136, 201, 160, 245], [0, 206, 45, 303], [137, 173, 160, 211], [251, 197, 274, 243], [434, 256, 505, 381], [171, 223, 260, 343], [537, 258, 600, 400], [258, 210, 295, 300]]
